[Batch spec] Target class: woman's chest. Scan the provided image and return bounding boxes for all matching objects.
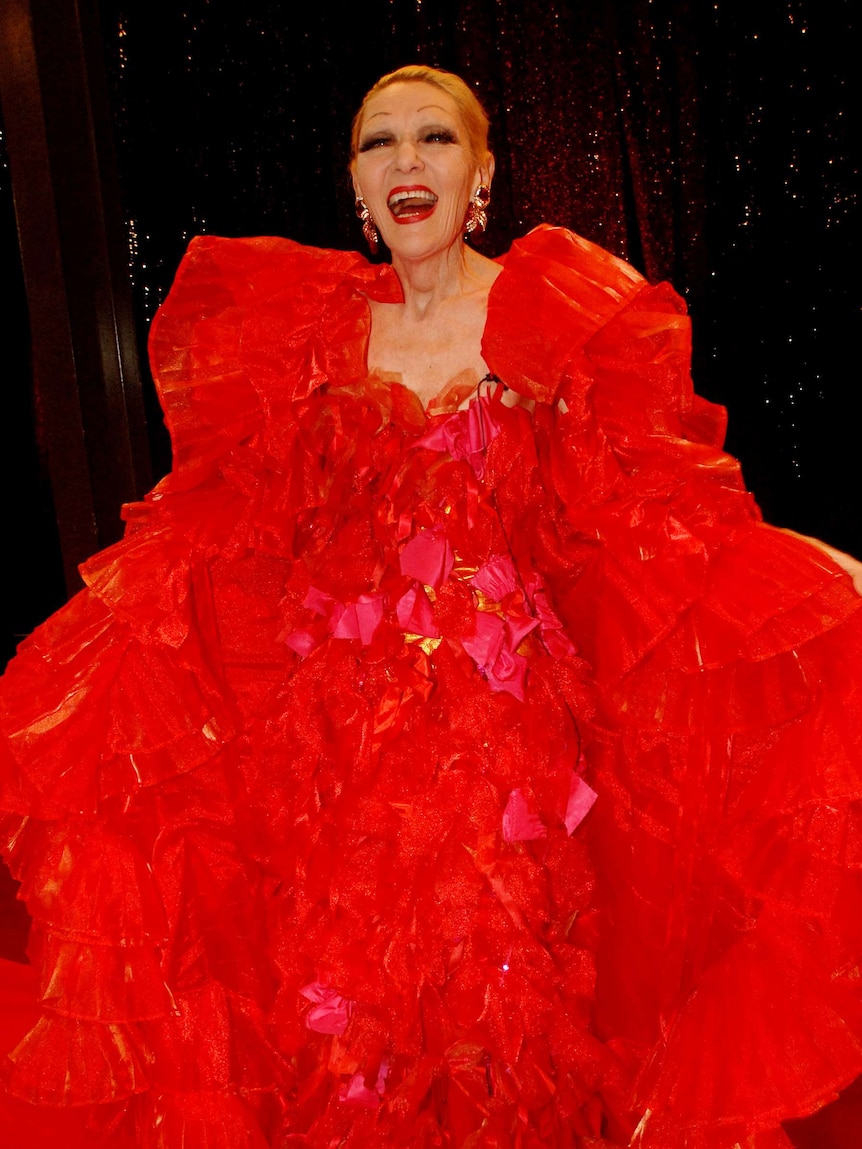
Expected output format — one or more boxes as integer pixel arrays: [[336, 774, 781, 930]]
[[365, 295, 492, 410]]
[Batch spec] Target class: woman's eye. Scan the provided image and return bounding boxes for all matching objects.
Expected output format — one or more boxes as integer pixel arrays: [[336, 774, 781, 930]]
[[358, 129, 457, 152], [358, 136, 392, 152]]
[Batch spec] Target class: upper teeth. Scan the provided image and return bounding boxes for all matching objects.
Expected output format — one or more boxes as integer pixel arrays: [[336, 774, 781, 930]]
[[388, 190, 437, 207]]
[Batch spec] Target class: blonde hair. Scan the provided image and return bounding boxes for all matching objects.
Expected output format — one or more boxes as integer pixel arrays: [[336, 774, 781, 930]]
[[350, 65, 491, 166]]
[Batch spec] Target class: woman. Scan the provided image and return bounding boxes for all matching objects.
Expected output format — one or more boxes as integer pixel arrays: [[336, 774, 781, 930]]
[[2, 64, 862, 1149]]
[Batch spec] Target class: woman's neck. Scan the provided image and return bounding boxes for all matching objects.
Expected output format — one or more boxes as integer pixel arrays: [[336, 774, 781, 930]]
[[391, 242, 498, 320], [365, 239, 503, 409]]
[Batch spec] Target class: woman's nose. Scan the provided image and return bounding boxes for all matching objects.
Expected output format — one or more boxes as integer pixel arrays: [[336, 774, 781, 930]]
[[393, 140, 423, 171]]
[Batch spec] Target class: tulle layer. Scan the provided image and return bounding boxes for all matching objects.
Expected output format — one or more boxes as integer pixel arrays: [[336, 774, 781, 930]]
[[2, 228, 862, 1147]]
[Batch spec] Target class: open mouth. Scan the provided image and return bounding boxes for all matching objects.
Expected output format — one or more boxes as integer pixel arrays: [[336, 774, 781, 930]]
[[387, 187, 438, 221]]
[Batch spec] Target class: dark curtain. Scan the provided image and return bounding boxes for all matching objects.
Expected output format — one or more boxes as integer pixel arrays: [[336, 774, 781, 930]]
[[0, 116, 66, 670], [100, 0, 859, 552]]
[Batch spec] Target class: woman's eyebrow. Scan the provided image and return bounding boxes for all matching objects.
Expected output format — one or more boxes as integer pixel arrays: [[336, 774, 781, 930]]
[[365, 103, 450, 121]]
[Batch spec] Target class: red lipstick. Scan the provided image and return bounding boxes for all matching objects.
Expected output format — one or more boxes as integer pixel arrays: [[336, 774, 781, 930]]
[[387, 184, 438, 224]]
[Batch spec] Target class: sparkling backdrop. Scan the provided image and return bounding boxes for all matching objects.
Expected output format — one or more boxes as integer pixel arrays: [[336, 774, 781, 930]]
[[100, 0, 858, 550]]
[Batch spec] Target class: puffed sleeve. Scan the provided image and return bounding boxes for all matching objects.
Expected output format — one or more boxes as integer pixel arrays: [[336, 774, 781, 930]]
[[148, 235, 383, 490], [486, 225, 862, 1145], [0, 235, 375, 1142], [486, 225, 861, 682]]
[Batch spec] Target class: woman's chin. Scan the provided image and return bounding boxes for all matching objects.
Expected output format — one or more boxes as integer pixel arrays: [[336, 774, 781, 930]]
[[382, 222, 464, 262]]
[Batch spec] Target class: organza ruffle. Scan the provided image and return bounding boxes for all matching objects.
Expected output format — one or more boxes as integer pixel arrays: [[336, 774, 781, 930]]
[[2, 227, 861, 1147]]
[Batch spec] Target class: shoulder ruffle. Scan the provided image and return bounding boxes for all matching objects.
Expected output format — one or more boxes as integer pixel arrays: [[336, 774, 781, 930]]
[[148, 236, 400, 492], [483, 224, 646, 404], [507, 256, 862, 686]]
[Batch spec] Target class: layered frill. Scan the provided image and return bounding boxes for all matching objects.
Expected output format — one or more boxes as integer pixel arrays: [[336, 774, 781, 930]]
[[0, 508, 283, 1145], [486, 227, 862, 1146], [1, 226, 861, 1148]]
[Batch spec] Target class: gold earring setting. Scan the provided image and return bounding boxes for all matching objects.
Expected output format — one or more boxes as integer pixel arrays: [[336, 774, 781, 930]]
[[355, 195, 379, 254], [464, 185, 491, 236]]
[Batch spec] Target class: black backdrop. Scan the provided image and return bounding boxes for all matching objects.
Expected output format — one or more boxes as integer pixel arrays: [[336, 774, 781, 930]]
[[1, 0, 859, 660]]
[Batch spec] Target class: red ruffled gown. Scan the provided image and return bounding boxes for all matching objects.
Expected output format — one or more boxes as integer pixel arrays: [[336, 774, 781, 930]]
[[2, 226, 862, 1148]]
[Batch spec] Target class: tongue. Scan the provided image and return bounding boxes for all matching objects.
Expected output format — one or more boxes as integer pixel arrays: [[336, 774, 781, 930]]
[[393, 198, 434, 216]]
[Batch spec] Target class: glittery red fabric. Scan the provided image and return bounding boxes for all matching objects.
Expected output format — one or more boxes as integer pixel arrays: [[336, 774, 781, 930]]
[[2, 226, 862, 1148]]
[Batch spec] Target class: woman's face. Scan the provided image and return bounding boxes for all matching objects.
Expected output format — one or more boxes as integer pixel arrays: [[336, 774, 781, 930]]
[[352, 81, 492, 262]]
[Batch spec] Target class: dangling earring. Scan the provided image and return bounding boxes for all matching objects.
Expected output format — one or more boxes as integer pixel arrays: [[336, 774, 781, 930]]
[[355, 195, 379, 254], [464, 185, 491, 237]]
